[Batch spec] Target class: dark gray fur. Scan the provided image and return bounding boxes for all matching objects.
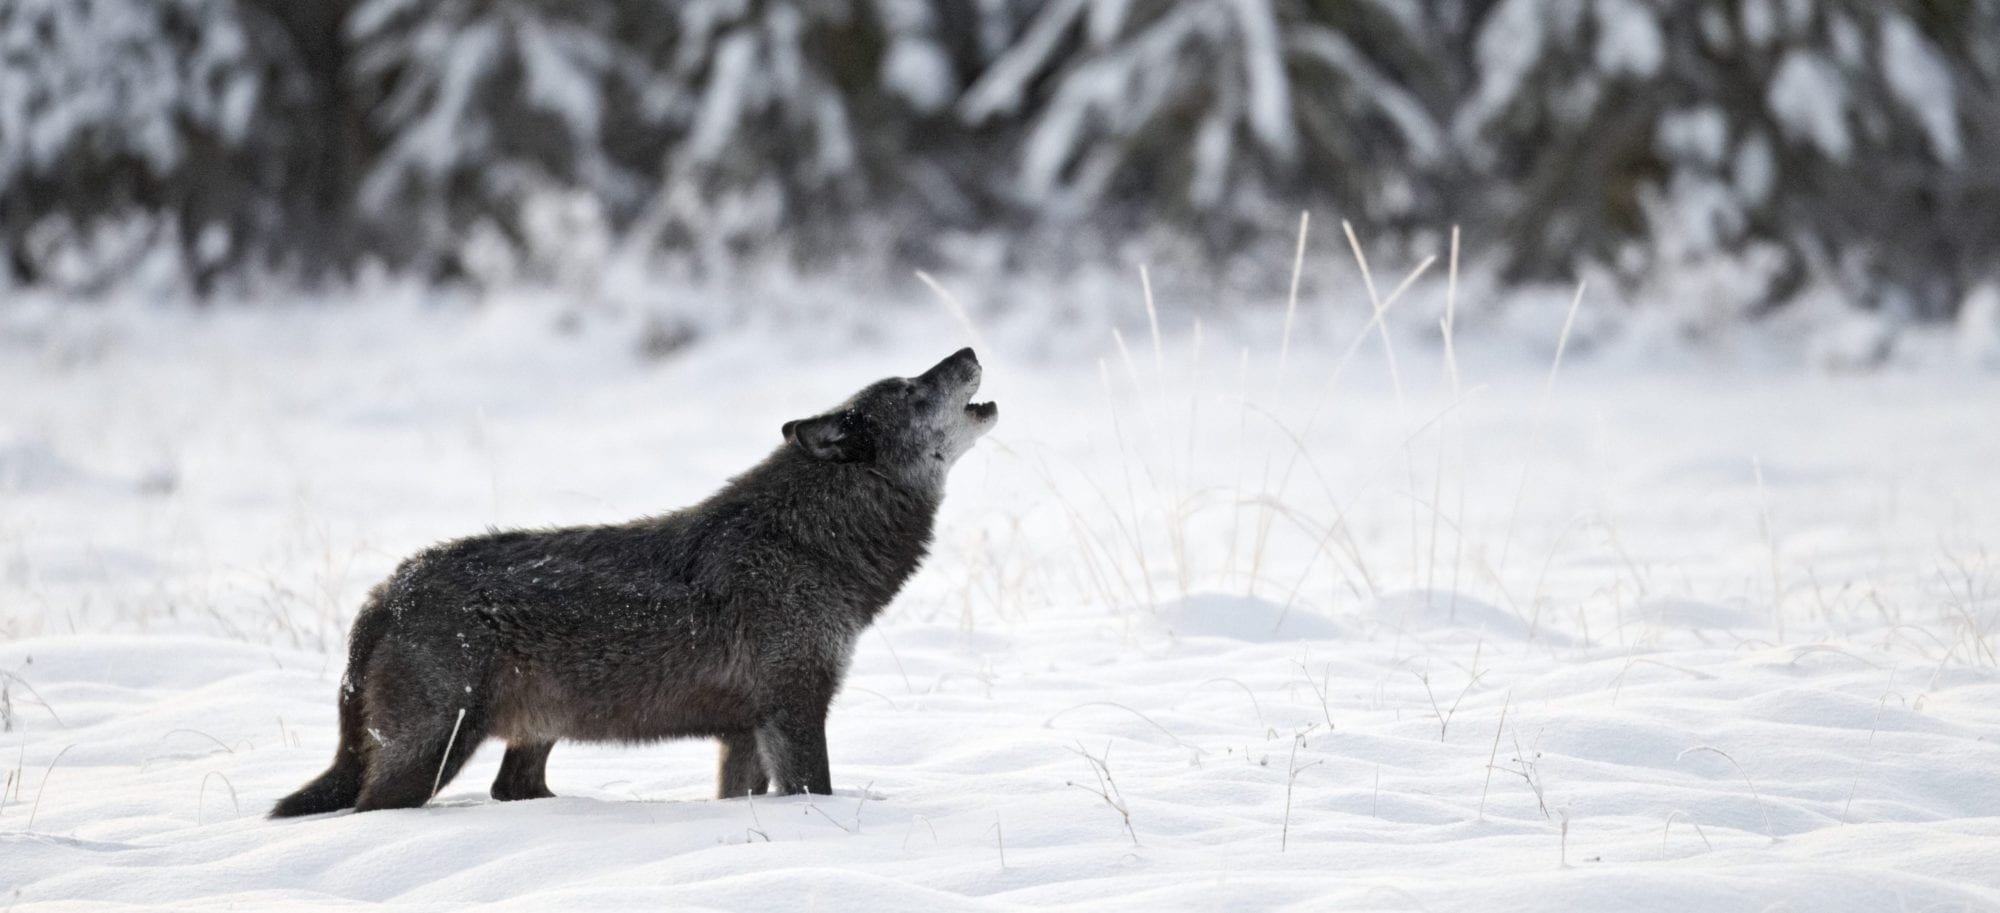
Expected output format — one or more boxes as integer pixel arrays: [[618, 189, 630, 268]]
[[272, 348, 997, 816]]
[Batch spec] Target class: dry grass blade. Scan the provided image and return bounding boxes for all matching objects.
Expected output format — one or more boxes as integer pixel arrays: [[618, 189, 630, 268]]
[[1478, 689, 1512, 822], [914, 270, 988, 354], [431, 707, 467, 799], [1067, 741, 1139, 846], [1282, 727, 1322, 852], [0, 672, 63, 728], [1677, 745, 1777, 843], [1045, 701, 1202, 755], [26, 743, 76, 829], [1279, 210, 1311, 376], [197, 771, 240, 826]]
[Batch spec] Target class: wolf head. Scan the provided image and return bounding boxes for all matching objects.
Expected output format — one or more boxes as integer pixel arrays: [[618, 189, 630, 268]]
[[782, 348, 998, 483]]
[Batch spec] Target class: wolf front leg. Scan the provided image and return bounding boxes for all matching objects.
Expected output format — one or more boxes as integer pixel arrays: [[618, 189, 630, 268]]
[[717, 731, 770, 798], [756, 708, 833, 796]]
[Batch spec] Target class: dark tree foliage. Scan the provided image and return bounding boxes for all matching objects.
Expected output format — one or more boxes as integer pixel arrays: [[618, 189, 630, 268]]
[[1459, 0, 2000, 318], [1, 0, 1994, 320], [0, 0, 359, 293]]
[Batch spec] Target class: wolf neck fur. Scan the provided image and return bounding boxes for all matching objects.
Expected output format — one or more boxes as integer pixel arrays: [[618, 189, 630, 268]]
[[691, 445, 940, 612]]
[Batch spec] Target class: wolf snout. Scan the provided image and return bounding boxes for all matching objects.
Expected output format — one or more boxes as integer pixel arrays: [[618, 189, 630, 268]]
[[919, 347, 982, 388], [938, 347, 978, 374]]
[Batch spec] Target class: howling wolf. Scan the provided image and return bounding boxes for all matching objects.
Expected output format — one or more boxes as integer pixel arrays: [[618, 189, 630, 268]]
[[273, 348, 997, 816]]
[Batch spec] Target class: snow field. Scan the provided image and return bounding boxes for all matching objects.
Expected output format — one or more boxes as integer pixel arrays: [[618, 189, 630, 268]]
[[1, 295, 1997, 910]]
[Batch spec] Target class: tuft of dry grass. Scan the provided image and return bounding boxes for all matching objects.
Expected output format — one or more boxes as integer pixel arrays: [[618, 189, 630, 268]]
[[1067, 741, 1139, 846]]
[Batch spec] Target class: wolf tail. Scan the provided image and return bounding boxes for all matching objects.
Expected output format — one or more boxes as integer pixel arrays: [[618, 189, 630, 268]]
[[271, 601, 391, 818]]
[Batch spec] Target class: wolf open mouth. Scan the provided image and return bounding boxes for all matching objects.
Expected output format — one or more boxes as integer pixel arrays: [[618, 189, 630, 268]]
[[961, 368, 998, 421]]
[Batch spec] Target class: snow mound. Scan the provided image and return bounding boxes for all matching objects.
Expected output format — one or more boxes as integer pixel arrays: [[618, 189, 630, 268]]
[[1150, 593, 1340, 642], [1355, 590, 1561, 643], [1634, 598, 1763, 630]]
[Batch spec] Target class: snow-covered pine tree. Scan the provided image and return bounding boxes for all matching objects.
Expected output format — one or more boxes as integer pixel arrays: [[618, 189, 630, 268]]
[[346, 0, 653, 281], [632, 0, 972, 274], [958, 0, 1445, 260], [5, 0, 1995, 324], [1455, 0, 1997, 320], [347, 0, 999, 282], [0, 0, 342, 292]]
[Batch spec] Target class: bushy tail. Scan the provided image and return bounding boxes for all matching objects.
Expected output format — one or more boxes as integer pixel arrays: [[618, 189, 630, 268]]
[[271, 603, 390, 818], [270, 749, 363, 818]]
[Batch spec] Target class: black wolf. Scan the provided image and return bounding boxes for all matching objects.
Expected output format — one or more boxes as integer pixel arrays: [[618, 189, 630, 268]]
[[272, 349, 997, 816]]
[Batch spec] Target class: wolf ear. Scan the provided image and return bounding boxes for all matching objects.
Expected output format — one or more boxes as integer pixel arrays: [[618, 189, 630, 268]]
[[783, 413, 873, 462]]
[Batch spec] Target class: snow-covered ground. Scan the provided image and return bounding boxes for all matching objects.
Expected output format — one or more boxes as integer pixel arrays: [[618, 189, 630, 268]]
[[1, 295, 1997, 911]]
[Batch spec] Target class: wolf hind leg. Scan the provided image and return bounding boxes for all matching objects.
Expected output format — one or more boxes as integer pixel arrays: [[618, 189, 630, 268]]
[[756, 711, 831, 796], [492, 742, 556, 801], [274, 599, 394, 818], [717, 731, 768, 799], [354, 708, 487, 812]]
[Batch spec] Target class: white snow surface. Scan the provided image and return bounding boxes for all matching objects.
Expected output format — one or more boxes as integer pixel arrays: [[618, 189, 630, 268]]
[[1, 296, 1998, 911]]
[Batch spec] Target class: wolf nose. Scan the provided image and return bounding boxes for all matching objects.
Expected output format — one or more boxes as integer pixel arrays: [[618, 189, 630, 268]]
[[953, 347, 978, 365]]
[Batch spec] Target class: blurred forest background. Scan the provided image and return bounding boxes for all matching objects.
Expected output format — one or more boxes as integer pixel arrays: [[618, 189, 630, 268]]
[[3, 0, 1997, 332]]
